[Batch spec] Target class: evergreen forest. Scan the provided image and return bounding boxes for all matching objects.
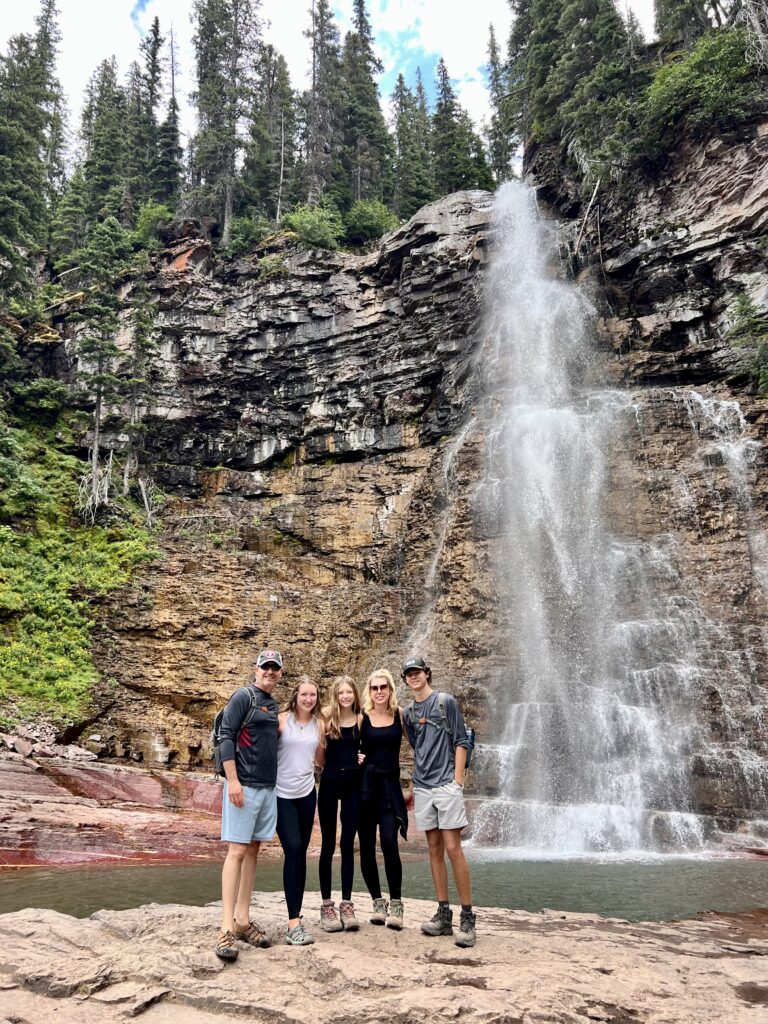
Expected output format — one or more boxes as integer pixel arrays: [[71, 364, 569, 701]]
[[0, 0, 766, 726]]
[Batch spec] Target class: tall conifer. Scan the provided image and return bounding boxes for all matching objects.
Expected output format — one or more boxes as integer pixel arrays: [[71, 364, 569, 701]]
[[391, 73, 434, 219], [191, 0, 261, 244], [304, 0, 345, 205], [340, 0, 394, 206]]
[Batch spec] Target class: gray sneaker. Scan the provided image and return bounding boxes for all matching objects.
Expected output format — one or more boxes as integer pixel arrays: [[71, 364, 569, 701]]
[[455, 909, 476, 948], [370, 897, 388, 925], [285, 921, 315, 946], [339, 901, 360, 931], [319, 901, 343, 933], [421, 905, 453, 936], [386, 899, 404, 930]]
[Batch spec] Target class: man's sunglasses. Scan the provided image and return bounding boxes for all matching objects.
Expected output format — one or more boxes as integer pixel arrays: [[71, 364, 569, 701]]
[[259, 663, 281, 671]]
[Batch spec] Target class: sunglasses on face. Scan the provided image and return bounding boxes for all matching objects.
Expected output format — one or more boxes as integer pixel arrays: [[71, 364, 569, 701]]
[[370, 684, 389, 692], [259, 663, 281, 671]]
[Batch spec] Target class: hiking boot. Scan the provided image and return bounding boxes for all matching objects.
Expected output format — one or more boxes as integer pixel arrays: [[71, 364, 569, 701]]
[[455, 909, 477, 948], [234, 920, 271, 948], [285, 920, 315, 946], [215, 929, 239, 961], [370, 897, 388, 925], [421, 904, 453, 936], [386, 899, 404, 930], [319, 901, 343, 933], [339, 901, 360, 931]]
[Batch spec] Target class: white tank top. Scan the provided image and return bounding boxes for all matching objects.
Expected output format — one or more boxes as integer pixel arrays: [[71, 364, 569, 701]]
[[276, 714, 320, 798]]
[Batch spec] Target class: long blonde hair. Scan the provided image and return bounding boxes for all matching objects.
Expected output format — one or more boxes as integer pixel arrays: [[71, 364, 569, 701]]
[[323, 676, 361, 739], [362, 668, 398, 716]]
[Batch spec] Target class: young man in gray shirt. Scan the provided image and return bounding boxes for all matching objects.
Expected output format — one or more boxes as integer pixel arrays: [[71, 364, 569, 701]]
[[402, 656, 476, 947]]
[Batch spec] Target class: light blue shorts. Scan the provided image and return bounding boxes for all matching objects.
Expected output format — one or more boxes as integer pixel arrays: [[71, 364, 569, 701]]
[[221, 782, 277, 844]]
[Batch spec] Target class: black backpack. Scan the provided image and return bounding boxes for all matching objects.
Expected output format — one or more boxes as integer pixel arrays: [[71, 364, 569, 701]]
[[404, 691, 476, 767], [211, 686, 261, 778]]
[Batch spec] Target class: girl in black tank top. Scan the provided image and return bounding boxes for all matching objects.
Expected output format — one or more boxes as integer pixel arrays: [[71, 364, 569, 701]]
[[317, 677, 363, 932], [358, 669, 408, 929]]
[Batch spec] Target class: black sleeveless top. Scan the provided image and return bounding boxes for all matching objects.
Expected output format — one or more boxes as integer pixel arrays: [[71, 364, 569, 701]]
[[324, 723, 360, 777], [360, 712, 402, 776]]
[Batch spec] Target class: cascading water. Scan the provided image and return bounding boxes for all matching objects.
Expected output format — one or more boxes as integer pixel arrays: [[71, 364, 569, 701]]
[[470, 183, 711, 854]]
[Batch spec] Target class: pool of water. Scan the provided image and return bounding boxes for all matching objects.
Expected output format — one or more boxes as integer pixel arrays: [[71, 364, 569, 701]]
[[2, 855, 767, 922]]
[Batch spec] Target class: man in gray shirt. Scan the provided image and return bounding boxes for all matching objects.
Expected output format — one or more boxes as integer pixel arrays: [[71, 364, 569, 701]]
[[402, 655, 476, 947]]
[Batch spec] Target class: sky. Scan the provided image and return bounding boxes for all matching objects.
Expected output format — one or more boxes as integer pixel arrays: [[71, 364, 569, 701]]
[[0, 0, 657, 145]]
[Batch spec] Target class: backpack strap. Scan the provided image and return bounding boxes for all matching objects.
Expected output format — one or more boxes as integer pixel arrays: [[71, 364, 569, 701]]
[[404, 701, 415, 730], [405, 693, 450, 734]]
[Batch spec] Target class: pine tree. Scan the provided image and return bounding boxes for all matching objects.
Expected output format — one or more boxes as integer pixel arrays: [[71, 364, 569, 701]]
[[74, 216, 133, 521], [0, 32, 49, 297], [83, 58, 128, 221], [431, 58, 493, 194], [49, 165, 88, 273], [506, 0, 534, 145], [190, 0, 261, 245], [34, 0, 67, 215], [241, 44, 296, 221], [153, 26, 183, 207], [487, 23, 513, 182], [655, 0, 711, 47], [123, 60, 154, 221], [391, 73, 435, 218], [340, 0, 394, 207], [304, 0, 345, 205]]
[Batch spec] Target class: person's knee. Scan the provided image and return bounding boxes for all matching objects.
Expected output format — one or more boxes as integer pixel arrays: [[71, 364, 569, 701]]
[[426, 829, 444, 854], [443, 833, 466, 861], [225, 842, 249, 864]]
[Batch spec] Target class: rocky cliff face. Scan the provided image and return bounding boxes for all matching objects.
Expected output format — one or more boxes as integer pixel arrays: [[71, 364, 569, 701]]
[[52, 125, 768, 847]]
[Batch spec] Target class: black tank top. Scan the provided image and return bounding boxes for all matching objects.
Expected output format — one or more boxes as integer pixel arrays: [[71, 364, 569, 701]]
[[360, 712, 402, 776], [325, 723, 360, 773]]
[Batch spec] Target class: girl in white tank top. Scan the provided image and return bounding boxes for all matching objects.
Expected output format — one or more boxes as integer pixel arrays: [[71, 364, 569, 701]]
[[276, 677, 325, 945]]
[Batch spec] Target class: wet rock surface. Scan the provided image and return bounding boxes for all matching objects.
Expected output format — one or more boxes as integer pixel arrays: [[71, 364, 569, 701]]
[[1, 895, 767, 1023]]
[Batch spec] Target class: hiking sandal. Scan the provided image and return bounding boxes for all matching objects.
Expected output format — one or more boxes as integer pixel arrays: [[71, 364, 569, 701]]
[[215, 929, 239, 961], [234, 920, 271, 948]]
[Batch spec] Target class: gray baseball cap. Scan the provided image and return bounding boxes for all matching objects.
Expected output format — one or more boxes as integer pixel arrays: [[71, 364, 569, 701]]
[[257, 649, 283, 668], [401, 655, 428, 675]]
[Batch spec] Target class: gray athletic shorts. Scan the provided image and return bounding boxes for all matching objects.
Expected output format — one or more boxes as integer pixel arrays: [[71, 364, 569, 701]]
[[414, 781, 468, 831]]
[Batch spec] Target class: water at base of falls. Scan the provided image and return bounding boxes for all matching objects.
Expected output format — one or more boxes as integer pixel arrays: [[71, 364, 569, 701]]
[[469, 182, 715, 856]]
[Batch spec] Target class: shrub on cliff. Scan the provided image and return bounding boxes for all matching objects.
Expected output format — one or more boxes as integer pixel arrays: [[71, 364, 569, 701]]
[[727, 293, 768, 395], [281, 202, 345, 250], [344, 200, 398, 246], [641, 29, 766, 157]]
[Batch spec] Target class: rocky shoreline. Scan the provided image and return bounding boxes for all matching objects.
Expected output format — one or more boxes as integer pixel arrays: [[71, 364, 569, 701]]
[[0, 892, 767, 1022]]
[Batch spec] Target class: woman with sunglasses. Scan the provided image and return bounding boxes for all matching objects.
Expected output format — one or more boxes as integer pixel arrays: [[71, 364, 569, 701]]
[[358, 668, 408, 929]]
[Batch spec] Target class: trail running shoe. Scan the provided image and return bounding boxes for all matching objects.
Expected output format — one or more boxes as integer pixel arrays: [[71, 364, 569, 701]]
[[339, 901, 360, 931], [421, 905, 453, 936], [234, 920, 271, 948], [370, 897, 388, 925], [455, 909, 477, 948], [320, 901, 343, 932], [285, 921, 315, 946], [215, 929, 239, 961], [386, 899, 404, 930]]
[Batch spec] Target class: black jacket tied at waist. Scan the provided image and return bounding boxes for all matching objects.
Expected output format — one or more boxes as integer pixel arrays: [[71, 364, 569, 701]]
[[360, 761, 408, 841]]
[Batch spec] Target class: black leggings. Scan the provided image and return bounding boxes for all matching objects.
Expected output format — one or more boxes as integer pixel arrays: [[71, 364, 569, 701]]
[[358, 801, 402, 901], [317, 773, 360, 902], [276, 790, 317, 920]]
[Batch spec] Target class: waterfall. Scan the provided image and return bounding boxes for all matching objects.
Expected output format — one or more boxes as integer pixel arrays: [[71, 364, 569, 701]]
[[469, 183, 711, 855]]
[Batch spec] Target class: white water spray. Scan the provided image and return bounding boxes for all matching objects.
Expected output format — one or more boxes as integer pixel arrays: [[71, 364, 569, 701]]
[[470, 183, 707, 854]]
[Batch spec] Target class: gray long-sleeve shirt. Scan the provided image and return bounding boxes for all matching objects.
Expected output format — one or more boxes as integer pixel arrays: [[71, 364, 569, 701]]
[[404, 690, 469, 789]]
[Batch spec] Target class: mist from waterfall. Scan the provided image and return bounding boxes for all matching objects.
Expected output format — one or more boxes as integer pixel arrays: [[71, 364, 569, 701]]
[[470, 182, 707, 854]]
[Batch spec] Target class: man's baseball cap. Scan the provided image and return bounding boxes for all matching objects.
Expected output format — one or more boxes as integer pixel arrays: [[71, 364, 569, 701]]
[[401, 656, 428, 675], [257, 649, 283, 668]]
